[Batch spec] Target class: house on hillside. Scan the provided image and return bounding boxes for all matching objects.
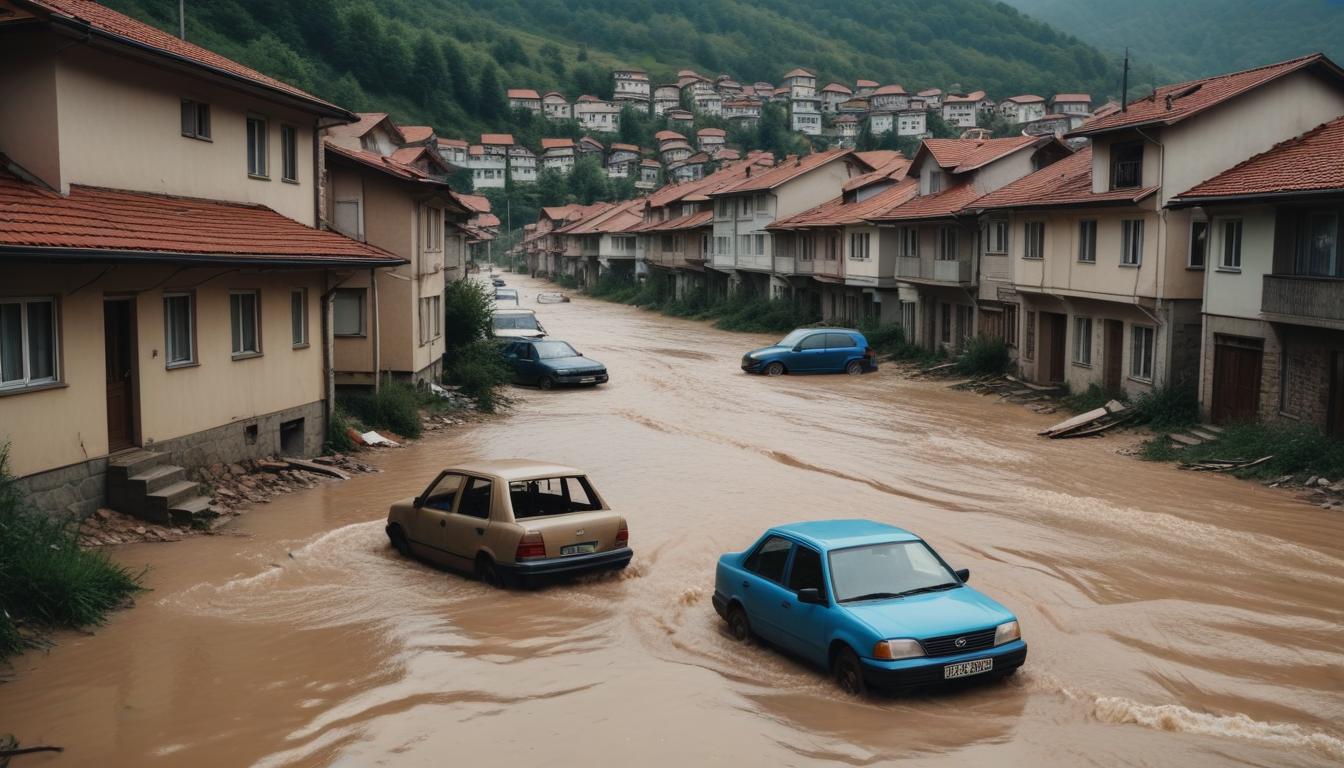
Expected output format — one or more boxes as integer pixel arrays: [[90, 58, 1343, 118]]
[[0, 0, 404, 521], [1051, 93, 1092, 116], [508, 144, 537, 183], [999, 95, 1046, 124], [667, 109, 694, 129], [613, 68, 651, 105], [869, 111, 895, 135], [697, 127, 727, 153], [897, 109, 928, 137], [942, 91, 986, 128], [576, 135, 605, 158], [575, 96, 621, 133], [543, 91, 571, 120], [831, 114, 860, 146], [637, 159, 661, 190], [507, 88, 541, 114], [693, 91, 723, 116], [653, 84, 680, 115], [918, 87, 943, 110], [723, 99, 762, 124], [436, 137, 468, 166], [606, 143, 641, 178], [821, 83, 853, 113], [540, 138, 576, 173], [871, 84, 910, 112], [855, 79, 879, 99]]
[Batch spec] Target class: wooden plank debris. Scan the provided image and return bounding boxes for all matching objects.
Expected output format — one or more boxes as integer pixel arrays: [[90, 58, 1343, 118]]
[[284, 458, 351, 480]]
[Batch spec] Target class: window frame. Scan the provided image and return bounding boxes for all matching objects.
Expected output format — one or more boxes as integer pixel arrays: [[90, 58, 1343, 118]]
[[1129, 324, 1155, 381], [1121, 219, 1144, 266], [1077, 219, 1097, 263], [743, 535, 794, 585], [180, 99, 211, 141], [1022, 221, 1045, 260], [1188, 219, 1208, 270], [163, 291, 197, 368], [0, 296, 60, 392], [1217, 217, 1243, 272], [937, 226, 959, 261], [229, 290, 262, 359], [1110, 141, 1143, 190], [290, 288, 309, 349], [280, 123, 298, 183], [332, 288, 367, 338], [419, 295, 442, 345], [985, 219, 1008, 254], [246, 115, 269, 179], [1072, 316, 1092, 366]]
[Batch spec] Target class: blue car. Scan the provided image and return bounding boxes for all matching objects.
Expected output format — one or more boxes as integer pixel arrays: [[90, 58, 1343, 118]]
[[741, 328, 876, 376], [712, 520, 1026, 694], [501, 338, 609, 390]]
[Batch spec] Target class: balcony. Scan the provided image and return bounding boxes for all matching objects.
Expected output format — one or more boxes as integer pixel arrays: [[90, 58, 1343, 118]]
[[981, 253, 1009, 281], [894, 255, 973, 285], [1262, 274, 1344, 329]]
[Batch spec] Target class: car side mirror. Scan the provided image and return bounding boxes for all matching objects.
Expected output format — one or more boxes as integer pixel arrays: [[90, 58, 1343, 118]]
[[797, 587, 826, 605], [792, 344, 803, 352], [413, 496, 424, 509], [955, 568, 970, 583]]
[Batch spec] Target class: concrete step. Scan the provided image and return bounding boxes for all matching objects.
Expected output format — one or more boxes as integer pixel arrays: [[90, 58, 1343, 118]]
[[1189, 429, 1220, 442], [145, 479, 204, 520], [1199, 423, 1225, 434], [107, 450, 166, 479], [1170, 433, 1204, 447], [168, 496, 220, 528], [129, 464, 185, 495]]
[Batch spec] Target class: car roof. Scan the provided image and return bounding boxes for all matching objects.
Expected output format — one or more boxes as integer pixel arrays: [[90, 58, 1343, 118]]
[[445, 459, 585, 481], [493, 308, 536, 315], [794, 327, 863, 335], [767, 519, 920, 550]]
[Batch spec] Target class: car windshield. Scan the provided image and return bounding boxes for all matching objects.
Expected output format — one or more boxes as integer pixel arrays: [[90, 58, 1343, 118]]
[[508, 476, 603, 518], [494, 314, 540, 330], [777, 329, 810, 347], [531, 341, 578, 359], [828, 541, 960, 603]]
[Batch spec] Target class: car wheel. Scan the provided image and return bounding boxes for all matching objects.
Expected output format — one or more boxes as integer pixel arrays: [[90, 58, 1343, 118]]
[[475, 555, 503, 588], [726, 605, 753, 643], [538, 375, 555, 390], [845, 360, 864, 376], [832, 646, 867, 696], [764, 362, 785, 377], [387, 525, 411, 557]]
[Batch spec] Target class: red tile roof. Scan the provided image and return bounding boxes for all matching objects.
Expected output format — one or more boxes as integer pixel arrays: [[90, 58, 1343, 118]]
[[919, 136, 1043, 173], [944, 90, 987, 103], [1072, 54, 1343, 136], [1172, 115, 1344, 202], [1005, 94, 1045, 104], [0, 168, 399, 264], [821, 83, 853, 94], [972, 148, 1157, 210], [856, 79, 879, 88], [772, 178, 918, 229], [326, 112, 396, 142], [1052, 93, 1092, 103], [325, 142, 441, 185], [867, 183, 985, 222], [437, 137, 468, 149], [843, 155, 910, 192], [783, 68, 815, 79], [918, 88, 942, 97], [610, 143, 640, 153], [399, 125, 434, 143], [715, 149, 860, 195], [541, 138, 575, 150], [644, 155, 775, 207], [25, 0, 350, 118], [873, 84, 908, 96], [629, 209, 714, 233], [456, 194, 491, 214], [558, 198, 647, 235], [655, 130, 687, 143], [507, 88, 541, 100], [481, 133, 515, 146], [475, 213, 501, 228], [697, 128, 727, 137]]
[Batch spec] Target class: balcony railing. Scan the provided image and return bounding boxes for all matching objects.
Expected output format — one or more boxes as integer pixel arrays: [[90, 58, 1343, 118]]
[[981, 253, 1009, 281], [1262, 274, 1344, 327], [894, 255, 973, 284]]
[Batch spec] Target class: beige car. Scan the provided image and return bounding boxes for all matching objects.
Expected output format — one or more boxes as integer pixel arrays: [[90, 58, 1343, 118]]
[[385, 460, 631, 587]]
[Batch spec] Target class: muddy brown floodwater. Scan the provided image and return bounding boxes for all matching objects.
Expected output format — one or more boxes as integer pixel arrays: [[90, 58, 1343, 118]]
[[3, 273, 1343, 767]]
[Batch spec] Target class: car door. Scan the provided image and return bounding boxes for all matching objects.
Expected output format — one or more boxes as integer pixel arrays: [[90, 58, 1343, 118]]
[[410, 472, 464, 566], [501, 342, 525, 380], [779, 544, 831, 665], [444, 475, 493, 570], [788, 332, 829, 372], [824, 333, 858, 371], [738, 535, 797, 646]]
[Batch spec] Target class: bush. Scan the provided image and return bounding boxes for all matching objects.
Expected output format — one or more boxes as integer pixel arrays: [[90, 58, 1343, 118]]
[[0, 447, 144, 660], [338, 379, 424, 439], [443, 278, 496, 352], [1131, 382, 1199, 430], [953, 336, 1011, 376], [710, 293, 819, 334], [553, 273, 579, 290], [1144, 422, 1344, 479], [326, 407, 358, 453], [858, 320, 907, 357], [444, 340, 512, 412]]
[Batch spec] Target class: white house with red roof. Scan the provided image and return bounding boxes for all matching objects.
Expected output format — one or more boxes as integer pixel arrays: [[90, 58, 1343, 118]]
[[506, 88, 541, 114], [1050, 93, 1092, 116], [942, 90, 987, 128], [871, 84, 910, 112], [540, 138, 576, 173], [820, 83, 853, 113], [653, 84, 680, 116], [574, 96, 621, 133], [998, 95, 1047, 124], [612, 68, 650, 105], [542, 91, 571, 120]]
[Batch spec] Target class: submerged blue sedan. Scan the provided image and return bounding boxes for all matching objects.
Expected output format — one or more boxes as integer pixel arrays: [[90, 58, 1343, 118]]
[[741, 328, 876, 376], [713, 520, 1026, 694], [501, 339, 608, 390]]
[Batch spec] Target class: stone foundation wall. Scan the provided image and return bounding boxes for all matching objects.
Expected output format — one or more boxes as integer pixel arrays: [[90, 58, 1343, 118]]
[[17, 400, 326, 521]]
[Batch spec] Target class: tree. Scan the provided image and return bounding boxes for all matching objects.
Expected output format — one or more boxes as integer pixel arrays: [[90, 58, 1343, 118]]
[[476, 61, 506, 121], [569, 155, 609, 204], [540, 42, 566, 75], [441, 38, 475, 110], [536, 167, 572, 206], [411, 33, 446, 105], [925, 111, 959, 139]]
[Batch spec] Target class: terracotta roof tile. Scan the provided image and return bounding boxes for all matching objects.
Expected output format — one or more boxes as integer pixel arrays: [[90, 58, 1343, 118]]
[[944, 90, 987, 103], [972, 148, 1157, 210], [714, 149, 858, 195], [481, 133, 515, 145], [541, 138, 575, 150], [821, 83, 853, 94], [507, 88, 541, 99], [772, 178, 918, 229], [26, 0, 348, 117], [437, 137, 468, 149], [866, 183, 985, 222], [918, 136, 1042, 173], [325, 112, 394, 141], [697, 128, 727, 137], [0, 168, 399, 263], [1073, 54, 1341, 136], [1173, 115, 1344, 201], [399, 125, 434, 143], [843, 155, 910, 192], [456, 194, 491, 214], [629, 209, 714, 233], [325, 142, 439, 184], [1052, 93, 1092, 103], [856, 79, 879, 88], [873, 84, 908, 96]]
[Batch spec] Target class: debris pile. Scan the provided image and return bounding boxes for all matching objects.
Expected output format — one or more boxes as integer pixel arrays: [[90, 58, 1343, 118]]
[[1039, 400, 1131, 439], [196, 454, 377, 512], [955, 374, 1063, 412], [1181, 456, 1274, 472], [78, 508, 187, 547]]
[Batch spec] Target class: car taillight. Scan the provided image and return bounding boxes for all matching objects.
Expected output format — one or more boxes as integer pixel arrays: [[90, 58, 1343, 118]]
[[515, 531, 547, 561], [865, 346, 876, 359], [615, 520, 629, 548]]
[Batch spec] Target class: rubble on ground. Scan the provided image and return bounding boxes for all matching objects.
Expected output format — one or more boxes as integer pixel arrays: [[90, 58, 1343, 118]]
[[78, 507, 188, 547]]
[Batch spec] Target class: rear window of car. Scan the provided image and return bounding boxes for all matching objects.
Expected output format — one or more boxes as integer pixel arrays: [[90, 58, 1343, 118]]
[[509, 476, 603, 519], [744, 536, 792, 583], [825, 333, 857, 349], [494, 314, 540, 330]]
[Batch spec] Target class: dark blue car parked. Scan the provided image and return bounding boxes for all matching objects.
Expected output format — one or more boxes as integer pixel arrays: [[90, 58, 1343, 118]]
[[502, 339, 608, 390], [741, 328, 876, 376]]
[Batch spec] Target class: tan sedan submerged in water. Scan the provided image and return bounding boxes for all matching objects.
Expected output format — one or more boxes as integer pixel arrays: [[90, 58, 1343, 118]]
[[385, 460, 631, 587]]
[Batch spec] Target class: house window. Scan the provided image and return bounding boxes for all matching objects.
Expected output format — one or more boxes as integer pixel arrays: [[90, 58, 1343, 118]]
[[290, 288, 308, 347], [1219, 218, 1243, 270], [738, 198, 750, 217], [940, 303, 952, 344], [901, 301, 916, 337], [333, 289, 366, 337], [280, 124, 298, 182], [229, 291, 260, 357], [898, 227, 918, 258], [164, 292, 195, 366], [849, 232, 870, 260], [799, 235, 815, 261], [1004, 304, 1019, 348], [1072, 316, 1092, 365], [246, 116, 268, 178], [1295, 212, 1339, 276], [1024, 222, 1044, 259], [937, 227, 958, 260], [424, 207, 443, 251], [986, 220, 1008, 254], [1130, 325, 1155, 380], [180, 99, 211, 140], [419, 295, 441, 344], [1078, 220, 1097, 262], [1121, 219, 1144, 266], [927, 170, 942, 194], [956, 304, 973, 345], [0, 298, 58, 389], [826, 234, 839, 260], [754, 195, 768, 214], [755, 234, 766, 256], [1024, 311, 1036, 360], [1110, 141, 1143, 189], [1189, 220, 1208, 269], [334, 200, 362, 240]]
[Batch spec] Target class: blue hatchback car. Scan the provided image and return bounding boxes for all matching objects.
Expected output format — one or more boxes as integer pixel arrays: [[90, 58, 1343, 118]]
[[741, 328, 876, 376], [713, 520, 1026, 694]]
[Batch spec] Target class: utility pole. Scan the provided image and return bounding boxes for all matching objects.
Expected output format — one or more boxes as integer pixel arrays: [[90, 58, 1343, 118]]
[[1121, 47, 1130, 112], [178, 0, 185, 39]]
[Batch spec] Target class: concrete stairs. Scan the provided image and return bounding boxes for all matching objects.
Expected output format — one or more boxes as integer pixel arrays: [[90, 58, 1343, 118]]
[[106, 450, 219, 527], [1167, 423, 1224, 449]]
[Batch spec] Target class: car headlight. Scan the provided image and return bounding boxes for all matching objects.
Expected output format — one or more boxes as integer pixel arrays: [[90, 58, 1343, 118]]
[[872, 639, 925, 660], [994, 620, 1021, 645]]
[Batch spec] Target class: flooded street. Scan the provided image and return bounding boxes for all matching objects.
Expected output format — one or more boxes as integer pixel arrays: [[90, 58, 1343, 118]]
[[3, 273, 1343, 767]]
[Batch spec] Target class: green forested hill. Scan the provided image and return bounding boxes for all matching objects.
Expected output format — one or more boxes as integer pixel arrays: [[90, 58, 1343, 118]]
[[105, 0, 1118, 139], [1001, 0, 1344, 81]]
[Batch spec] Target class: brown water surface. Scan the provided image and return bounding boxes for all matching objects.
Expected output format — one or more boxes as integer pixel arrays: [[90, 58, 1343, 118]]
[[4, 274, 1343, 767]]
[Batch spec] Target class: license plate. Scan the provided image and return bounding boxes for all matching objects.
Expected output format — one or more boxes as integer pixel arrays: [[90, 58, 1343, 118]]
[[944, 658, 993, 679], [561, 543, 596, 556]]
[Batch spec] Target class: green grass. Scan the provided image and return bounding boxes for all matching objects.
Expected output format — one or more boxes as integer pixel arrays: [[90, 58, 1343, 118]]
[[952, 336, 1011, 376], [338, 379, 426, 439], [1062, 383, 1126, 414], [1140, 422, 1344, 479], [0, 447, 144, 660], [325, 407, 359, 453], [1130, 382, 1200, 431], [443, 340, 512, 413]]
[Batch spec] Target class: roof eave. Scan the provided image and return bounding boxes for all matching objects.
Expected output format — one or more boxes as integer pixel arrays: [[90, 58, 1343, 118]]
[[0, 245, 407, 268], [1167, 187, 1344, 208]]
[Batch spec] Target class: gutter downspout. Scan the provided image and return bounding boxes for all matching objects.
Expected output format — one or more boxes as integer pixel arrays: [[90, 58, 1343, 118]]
[[371, 267, 381, 393], [322, 270, 334, 438]]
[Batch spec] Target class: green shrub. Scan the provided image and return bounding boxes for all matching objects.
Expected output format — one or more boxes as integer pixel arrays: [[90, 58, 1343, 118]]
[[1165, 422, 1344, 479], [553, 273, 579, 290], [1131, 382, 1199, 430], [444, 340, 512, 412], [0, 446, 144, 660], [953, 336, 1011, 376], [443, 278, 496, 352], [325, 407, 358, 453], [710, 293, 819, 334], [338, 379, 424, 438], [857, 320, 908, 357]]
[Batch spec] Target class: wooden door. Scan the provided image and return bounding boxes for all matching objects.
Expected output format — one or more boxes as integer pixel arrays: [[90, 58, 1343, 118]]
[[1103, 319, 1124, 392], [1211, 340, 1262, 425], [1048, 313, 1067, 384], [980, 309, 1004, 342], [104, 299, 137, 452], [1329, 351, 1344, 437]]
